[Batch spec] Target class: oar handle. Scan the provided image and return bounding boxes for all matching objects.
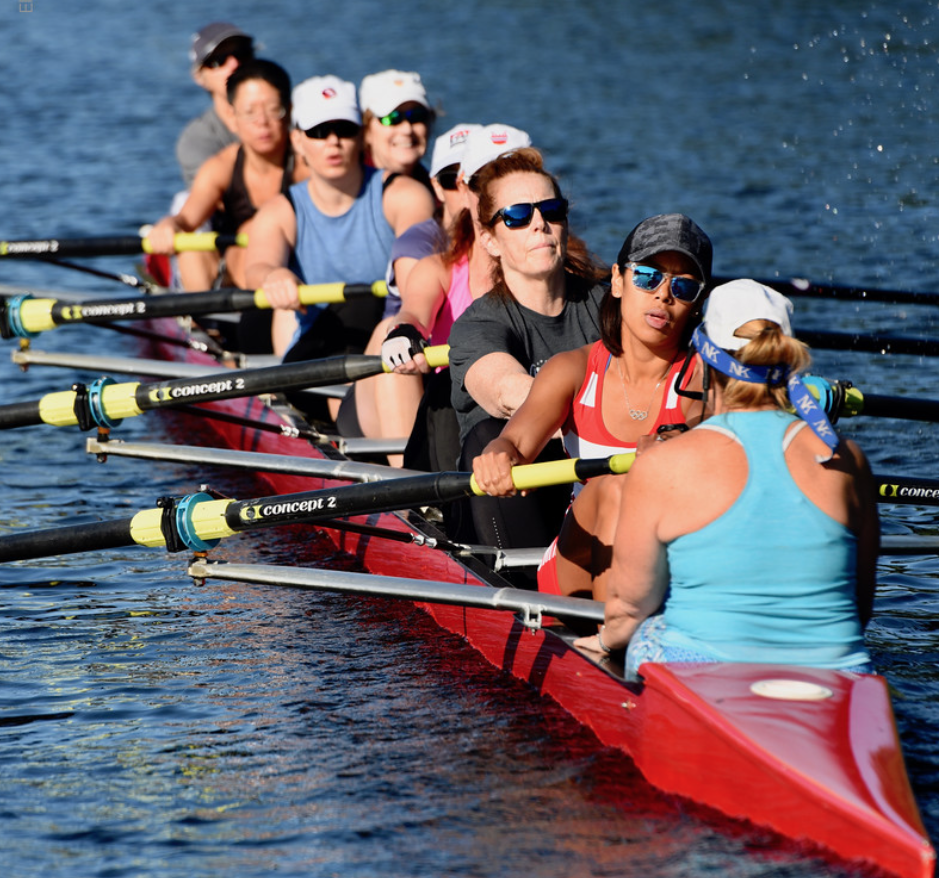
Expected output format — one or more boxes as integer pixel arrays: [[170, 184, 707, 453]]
[[0, 232, 244, 259], [291, 281, 388, 307], [469, 452, 635, 495], [0, 454, 637, 562], [1, 281, 391, 338], [140, 232, 248, 254]]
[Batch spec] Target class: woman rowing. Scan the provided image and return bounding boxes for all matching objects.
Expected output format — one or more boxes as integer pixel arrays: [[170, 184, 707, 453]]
[[447, 147, 610, 551], [359, 69, 435, 188], [150, 59, 304, 304], [350, 124, 530, 465], [576, 279, 878, 676], [244, 74, 435, 419], [472, 214, 713, 600]]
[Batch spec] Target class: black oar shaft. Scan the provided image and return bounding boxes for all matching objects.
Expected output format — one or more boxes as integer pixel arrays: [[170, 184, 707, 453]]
[[134, 356, 383, 413], [0, 519, 134, 563], [713, 275, 939, 307], [0, 355, 387, 430], [0, 233, 242, 259], [0, 400, 44, 430], [798, 329, 939, 358], [875, 475, 939, 505], [46, 288, 258, 325], [225, 472, 473, 532], [862, 394, 939, 422], [2, 281, 387, 337]]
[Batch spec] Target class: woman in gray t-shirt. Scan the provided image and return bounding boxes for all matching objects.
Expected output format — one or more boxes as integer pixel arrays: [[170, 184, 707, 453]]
[[447, 148, 608, 554]]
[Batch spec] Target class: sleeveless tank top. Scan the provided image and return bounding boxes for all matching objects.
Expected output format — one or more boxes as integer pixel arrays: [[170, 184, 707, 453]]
[[219, 145, 295, 233], [563, 341, 691, 461], [428, 254, 473, 347], [663, 410, 869, 668], [288, 166, 395, 336]]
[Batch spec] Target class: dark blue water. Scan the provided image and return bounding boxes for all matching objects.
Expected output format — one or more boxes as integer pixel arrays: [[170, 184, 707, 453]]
[[0, 1, 937, 875]]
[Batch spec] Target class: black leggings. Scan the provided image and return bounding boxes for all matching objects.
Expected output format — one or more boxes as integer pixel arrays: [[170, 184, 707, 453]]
[[453, 417, 571, 551]]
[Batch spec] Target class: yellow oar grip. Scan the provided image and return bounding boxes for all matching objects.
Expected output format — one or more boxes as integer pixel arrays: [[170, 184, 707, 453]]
[[298, 283, 349, 305], [424, 344, 449, 369], [140, 232, 247, 254], [841, 386, 864, 417], [470, 452, 636, 497], [607, 452, 635, 474], [255, 280, 390, 309], [36, 383, 143, 427], [128, 499, 237, 548], [18, 298, 56, 334]]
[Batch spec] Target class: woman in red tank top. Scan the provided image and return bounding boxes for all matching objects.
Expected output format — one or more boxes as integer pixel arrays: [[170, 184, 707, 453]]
[[472, 214, 713, 602]]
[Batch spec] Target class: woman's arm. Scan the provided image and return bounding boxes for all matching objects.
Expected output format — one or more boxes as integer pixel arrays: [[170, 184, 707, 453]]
[[148, 147, 236, 253], [575, 448, 672, 652], [464, 351, 534, 423], [472, 349, 587, 496]]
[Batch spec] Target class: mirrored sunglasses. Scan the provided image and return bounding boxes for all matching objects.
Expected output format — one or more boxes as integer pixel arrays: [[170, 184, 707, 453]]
[[378, 106, 431, 127], [487, 198, 569, 230], [303, 120, 362, 140], [626, 262, 704, 303]]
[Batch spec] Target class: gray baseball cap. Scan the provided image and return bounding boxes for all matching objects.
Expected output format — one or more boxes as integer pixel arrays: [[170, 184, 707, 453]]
[[189, 22, 253, 69], [617, 213, 713, 283]]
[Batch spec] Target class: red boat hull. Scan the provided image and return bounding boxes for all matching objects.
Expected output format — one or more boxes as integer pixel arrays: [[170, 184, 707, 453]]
[[141, 320, 934, 877]]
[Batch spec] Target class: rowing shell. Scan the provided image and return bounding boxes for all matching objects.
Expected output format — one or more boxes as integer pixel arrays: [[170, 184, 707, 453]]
[[128, 315, 934, 878]]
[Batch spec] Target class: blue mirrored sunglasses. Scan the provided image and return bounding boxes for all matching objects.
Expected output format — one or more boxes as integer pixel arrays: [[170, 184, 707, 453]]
[[378, 106, 431, 127], [487, 198, 569, 230], [626, 262, 704, 303]]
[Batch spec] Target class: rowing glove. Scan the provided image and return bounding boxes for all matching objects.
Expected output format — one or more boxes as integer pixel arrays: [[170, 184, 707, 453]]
[[382, 323, 427, 369]]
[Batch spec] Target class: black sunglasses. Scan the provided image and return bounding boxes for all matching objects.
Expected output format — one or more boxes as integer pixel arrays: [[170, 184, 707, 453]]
[[303, 120, 362, 140], [487, 198, 569, 229], [436, 170, 459, 191], [378, 106, 432, 127], [203, 43, 253, 69]]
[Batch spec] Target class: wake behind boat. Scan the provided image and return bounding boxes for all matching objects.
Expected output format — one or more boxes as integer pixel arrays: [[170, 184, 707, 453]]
[[17, 310, 925, 878]]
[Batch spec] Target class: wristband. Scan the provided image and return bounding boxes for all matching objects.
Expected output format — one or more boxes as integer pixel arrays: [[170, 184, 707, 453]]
[[597, 625, 613, 654]]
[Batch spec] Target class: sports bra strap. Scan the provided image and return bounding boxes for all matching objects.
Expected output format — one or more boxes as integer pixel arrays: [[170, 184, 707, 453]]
[[696, 422, 741, 444]]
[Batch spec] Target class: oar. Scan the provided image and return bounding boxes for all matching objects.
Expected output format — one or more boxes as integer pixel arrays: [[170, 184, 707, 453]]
[[0, 346, 449, 431], [713, 274, 939, 307], [0, 281, 388, 339], [84, 436, 939, 505], [187, 561, 605, 628], [797, 329, 939, 358], [0, 231, 245, 259], [0, 454, 635, 563], [841, 388, 939, 423]]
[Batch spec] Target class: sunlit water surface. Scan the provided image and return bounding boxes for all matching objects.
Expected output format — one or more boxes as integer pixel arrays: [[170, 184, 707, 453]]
[[0, 1, 937, 876]]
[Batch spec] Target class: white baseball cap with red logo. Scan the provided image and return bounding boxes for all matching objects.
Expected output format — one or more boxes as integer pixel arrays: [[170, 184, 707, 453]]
[[292, 75, 361, 131], [459, 124, 532, 183]]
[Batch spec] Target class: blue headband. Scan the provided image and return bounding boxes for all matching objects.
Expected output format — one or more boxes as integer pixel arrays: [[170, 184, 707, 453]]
[[692, 325, 839, 461]]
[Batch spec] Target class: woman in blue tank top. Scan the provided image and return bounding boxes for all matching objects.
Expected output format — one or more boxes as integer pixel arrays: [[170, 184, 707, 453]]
[[576, 279, 879, 677], [243, 74, 435, 418]]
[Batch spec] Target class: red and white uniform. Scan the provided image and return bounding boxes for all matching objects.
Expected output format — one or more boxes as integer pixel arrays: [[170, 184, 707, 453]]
[[538, 340, 694, 594]]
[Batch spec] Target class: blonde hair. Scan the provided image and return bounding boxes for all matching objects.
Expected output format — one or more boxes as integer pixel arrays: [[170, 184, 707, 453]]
[[713, 323, 811, 410]]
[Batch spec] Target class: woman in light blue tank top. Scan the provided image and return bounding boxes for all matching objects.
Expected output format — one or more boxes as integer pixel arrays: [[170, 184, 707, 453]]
[[243, 74, 435, 371], [575, 280, 879, 678]]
